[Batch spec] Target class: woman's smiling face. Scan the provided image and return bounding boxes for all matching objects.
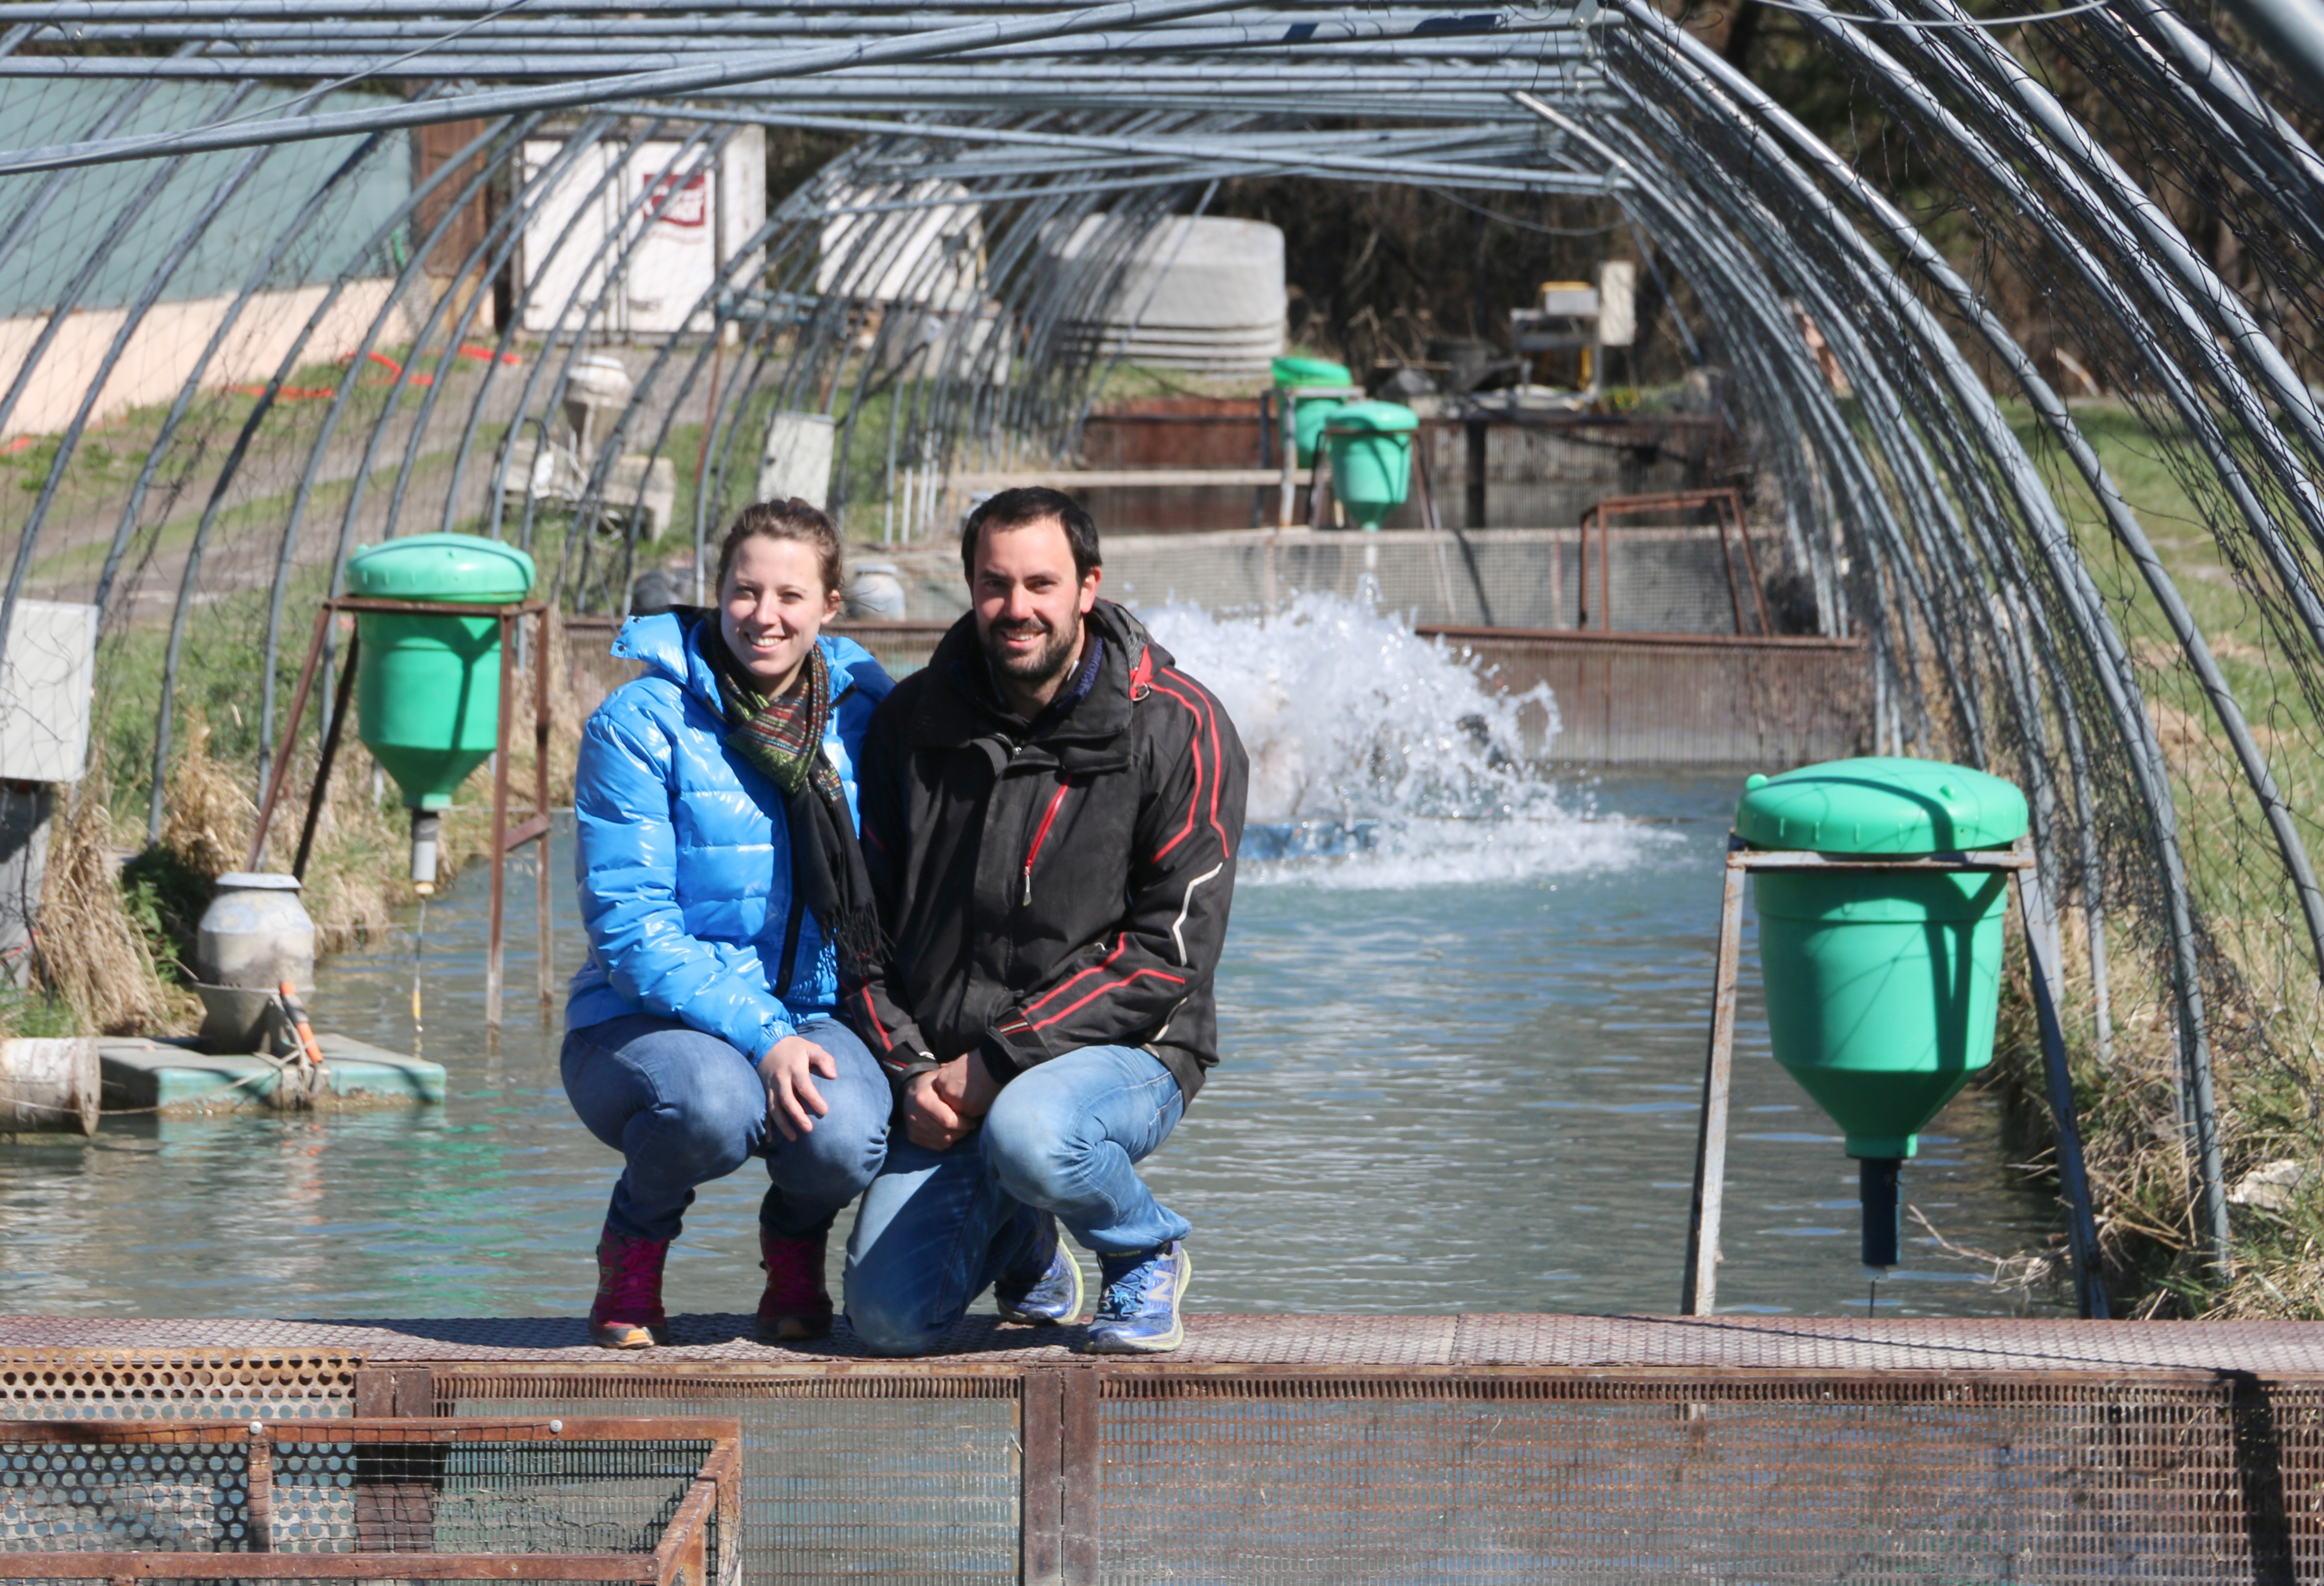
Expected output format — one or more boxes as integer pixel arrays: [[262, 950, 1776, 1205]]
[[719, 534, 841, 693]]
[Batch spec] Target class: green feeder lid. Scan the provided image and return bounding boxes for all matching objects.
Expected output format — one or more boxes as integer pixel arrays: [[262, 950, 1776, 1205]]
[[347, 533, 536, 603], [1736, 756, 2029, 854], [1272, 355, 1352, 388], [1324, 399, 1418, 434]]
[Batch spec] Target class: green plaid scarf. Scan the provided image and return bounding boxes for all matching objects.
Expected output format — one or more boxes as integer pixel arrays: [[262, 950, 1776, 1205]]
[[710, 629, 884, 991], [718, 643, 844, 803]]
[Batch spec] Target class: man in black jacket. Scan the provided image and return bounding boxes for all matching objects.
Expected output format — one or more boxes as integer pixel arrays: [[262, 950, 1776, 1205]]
[[841, 487, 1248, 1356]]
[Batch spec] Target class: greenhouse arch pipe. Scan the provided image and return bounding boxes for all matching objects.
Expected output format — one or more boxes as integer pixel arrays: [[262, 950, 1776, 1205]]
[[0, 84, 260, 673], [473, 114, 635, 539], [91, 127, 393, 630], [143, 112, 532, 826], [0, 65, 191, 660], [6, 90, 290, 639], [1610, 0, 2232, 1263], [366, 120, 711, 568], [0, 0, 1273, 176], [1778, 0, 2324, 1003]]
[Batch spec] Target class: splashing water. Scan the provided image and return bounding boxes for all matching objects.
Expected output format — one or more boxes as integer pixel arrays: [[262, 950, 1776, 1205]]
[[1138, 591, 1671, 887]]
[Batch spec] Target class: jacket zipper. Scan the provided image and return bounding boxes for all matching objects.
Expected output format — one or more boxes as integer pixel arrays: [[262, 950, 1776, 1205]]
[[1021, 778, 1073, 905]]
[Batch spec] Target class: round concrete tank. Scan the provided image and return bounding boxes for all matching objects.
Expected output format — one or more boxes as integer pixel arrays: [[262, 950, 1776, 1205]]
[[1042, 215, 1287, 376]]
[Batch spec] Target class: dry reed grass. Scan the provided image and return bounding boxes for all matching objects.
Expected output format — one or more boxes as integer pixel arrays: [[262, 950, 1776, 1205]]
[[25, 780, 194, 1037], [12, 615, 591, 1044]]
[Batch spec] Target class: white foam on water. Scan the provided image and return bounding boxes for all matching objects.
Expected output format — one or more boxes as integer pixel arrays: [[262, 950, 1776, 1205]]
[[1137, 590, 1674, 888]]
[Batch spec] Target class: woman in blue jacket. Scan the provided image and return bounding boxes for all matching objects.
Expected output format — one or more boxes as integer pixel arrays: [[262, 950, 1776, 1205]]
[[563, 498, 895, 1349]]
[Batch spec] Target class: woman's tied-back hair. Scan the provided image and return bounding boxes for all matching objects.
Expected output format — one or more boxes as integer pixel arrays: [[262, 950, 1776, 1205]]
[[716, 497, 845, 597]]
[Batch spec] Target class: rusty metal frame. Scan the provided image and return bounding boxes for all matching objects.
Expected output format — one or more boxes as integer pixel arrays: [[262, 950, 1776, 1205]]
[[1579, 487, 1771, 634], [1680, 834, 2108, 1320], [0, 1415, 741, 1582], [416, 1354, 2324, 1585], [247, 595, 558, 1030]]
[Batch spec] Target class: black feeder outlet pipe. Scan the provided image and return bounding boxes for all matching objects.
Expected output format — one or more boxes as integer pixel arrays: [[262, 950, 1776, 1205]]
[[1860, 1157, 1902, 1274]]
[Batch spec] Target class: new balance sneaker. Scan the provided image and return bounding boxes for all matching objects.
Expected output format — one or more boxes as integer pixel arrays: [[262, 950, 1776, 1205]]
[[1082, 1241, 1191, 1355], [755, 1229, 834, 1343], [994, 1212, 1084, 1326], [589, 1229, 670, 1349]]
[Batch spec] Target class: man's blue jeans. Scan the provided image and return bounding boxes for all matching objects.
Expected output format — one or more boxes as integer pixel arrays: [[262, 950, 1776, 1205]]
[[843, 1044, 1189, 1357], [562, 1012, 891, 1243]]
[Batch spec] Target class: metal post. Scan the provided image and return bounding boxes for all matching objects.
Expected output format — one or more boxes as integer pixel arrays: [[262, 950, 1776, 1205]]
[[535, 608, 555, 1008], [1277, 388, 1297, 530], [291, 630, 359, 881], [247, 604, 334, 873], [1464, 415, 1487, 530], [2017, 860, 2110, 1321], [486, 609, 516, 1029], [245, 1424, 273, 1553], [1021, 1369, 1065, 1585], [1412, 435, 1459, 620], [1680, 843, 1747, 1316]]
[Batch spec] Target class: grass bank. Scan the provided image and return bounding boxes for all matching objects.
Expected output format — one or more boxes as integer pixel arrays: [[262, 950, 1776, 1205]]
[[1965, 400, 2324, 1318]]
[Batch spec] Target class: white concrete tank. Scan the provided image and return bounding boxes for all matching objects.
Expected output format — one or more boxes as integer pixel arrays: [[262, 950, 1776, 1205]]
[[1040, 216, 1286, 376]]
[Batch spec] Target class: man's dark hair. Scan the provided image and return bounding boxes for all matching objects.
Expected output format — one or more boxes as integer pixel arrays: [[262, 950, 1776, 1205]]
[[961, 486, 1102, 584]]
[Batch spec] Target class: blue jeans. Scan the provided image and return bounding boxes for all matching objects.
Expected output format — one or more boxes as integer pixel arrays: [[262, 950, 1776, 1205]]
[[843, 1044, 1188, 1357], [562, 1012, 891, 1243]]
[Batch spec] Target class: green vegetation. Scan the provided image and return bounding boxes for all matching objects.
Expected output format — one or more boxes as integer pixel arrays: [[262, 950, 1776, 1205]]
[[1958, 399, 2324, 1317]]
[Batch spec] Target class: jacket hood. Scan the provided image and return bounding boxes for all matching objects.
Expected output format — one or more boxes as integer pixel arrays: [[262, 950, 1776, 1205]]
[[613, 608, 883, 713]]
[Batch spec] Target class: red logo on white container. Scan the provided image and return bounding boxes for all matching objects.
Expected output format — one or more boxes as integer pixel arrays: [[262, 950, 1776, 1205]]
[[642, 170, 709, 229]]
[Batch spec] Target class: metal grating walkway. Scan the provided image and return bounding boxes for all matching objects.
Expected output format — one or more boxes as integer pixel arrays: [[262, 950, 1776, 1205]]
[[6, 1311, 2324, 1372], [9, 1315, 2324, 1582]]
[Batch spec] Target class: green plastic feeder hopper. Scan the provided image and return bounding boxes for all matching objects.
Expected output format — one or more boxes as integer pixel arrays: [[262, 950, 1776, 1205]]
[[343, 533, 535, 892], [1323, 400, 1419, 531], [1736, 756, 2029, 1275], [1272, 354, 1353, 468]]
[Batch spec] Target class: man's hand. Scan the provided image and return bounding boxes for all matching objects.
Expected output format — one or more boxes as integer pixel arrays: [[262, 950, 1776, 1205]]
[[758, 1035, 838, 1142], [901, 1053, 1001, 1150]]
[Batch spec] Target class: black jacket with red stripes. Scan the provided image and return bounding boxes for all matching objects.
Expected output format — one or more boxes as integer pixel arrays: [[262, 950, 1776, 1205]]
[[844, 600, 1247, 1102]]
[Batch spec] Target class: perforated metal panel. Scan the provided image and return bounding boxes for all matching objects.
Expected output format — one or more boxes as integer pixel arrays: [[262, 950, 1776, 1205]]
[[0, 1350, 359, 1422], [444, 1375, 1019, 1584], [0, 1418, 736, 1583], [0, 1435, 256, 1551]]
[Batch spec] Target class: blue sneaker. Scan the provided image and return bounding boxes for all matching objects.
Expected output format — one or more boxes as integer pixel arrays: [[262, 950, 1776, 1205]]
[[994, 1213, 1084, 1326], [1082, 1241, 1191, 1355]]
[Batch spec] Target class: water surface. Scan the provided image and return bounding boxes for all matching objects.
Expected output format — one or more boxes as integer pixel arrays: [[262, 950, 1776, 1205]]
[[0, 772, 2063, 1322]]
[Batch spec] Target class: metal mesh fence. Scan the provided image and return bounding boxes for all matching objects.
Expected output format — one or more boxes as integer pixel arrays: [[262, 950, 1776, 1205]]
[[427, 1360, 2324, 1584], [1098, 1375, 2253, 1583], [443, 1378, 1020, 1585]]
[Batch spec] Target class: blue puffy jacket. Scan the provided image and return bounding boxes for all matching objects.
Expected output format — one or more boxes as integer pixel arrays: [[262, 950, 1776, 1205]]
[[565, 610, 894, 1062]]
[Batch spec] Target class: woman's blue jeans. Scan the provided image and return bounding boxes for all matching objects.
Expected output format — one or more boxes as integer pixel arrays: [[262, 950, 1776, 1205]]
[[561, 1013, 891, 1243], [843, 1044, 1188, 1357]]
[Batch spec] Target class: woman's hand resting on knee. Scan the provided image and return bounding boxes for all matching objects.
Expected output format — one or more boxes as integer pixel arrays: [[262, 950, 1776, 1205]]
[[758, 1036, 839, 1141]]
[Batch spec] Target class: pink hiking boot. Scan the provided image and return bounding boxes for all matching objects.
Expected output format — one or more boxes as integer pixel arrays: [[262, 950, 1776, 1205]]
[[756, 1229, 834, 1343], [589, 1230, 670, 1349]]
